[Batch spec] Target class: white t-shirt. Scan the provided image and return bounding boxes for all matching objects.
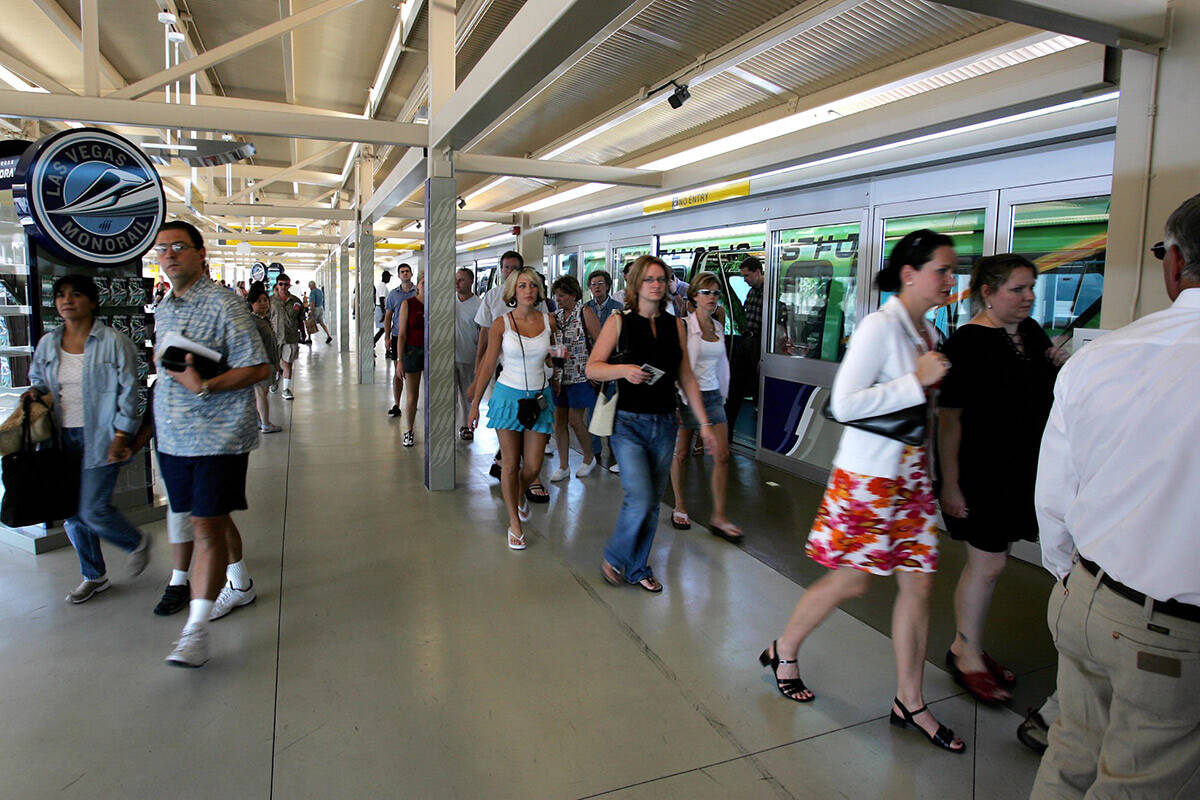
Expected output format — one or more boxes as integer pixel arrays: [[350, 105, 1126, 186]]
[[374, 280, 390, 302], [58, 348, 85, 428], [455, 293, 482, 364], [474, 285, 545, 330]]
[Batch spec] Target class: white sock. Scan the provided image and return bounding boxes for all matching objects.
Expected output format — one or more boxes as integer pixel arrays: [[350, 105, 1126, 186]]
[[282, 377, 292, 390], [185, 599, 213, 629], [226, 560, 251, 590], [170, 569, 189, 587]]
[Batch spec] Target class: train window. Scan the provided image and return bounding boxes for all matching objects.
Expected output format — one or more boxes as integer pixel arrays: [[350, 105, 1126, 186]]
[[581, 249, 607, 287], [1009, 195, 1108, 338], [554, 251, 578, 280], [770, 222, 860, 362], [612, 243, 652, 292], [880, 209, 986, 338]]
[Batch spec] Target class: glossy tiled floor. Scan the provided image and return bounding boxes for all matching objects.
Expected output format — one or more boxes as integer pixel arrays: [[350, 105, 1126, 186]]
[[0, 344, 1050, 799]]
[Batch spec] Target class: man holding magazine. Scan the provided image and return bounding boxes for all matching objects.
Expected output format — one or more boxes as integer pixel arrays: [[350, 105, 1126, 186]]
[[152, 221, 270, 668]]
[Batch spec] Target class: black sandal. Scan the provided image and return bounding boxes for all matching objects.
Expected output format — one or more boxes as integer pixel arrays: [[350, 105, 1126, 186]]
[[890, 697, 965, 753], [758, 640, 814, 703], [525, 483, 550, 504]]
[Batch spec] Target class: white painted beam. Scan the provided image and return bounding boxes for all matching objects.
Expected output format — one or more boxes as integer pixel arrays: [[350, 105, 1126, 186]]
[[159, 165, 342, 187], [391, 204, 515, 224], [215, 233, 344, 245], [430, 0, 647, 149], [159, 0, 217, 95], [29, 0, 125, 88], [109, 0, 370, 100], [169, 201, 357, 220], [81, 0, 99, 97], [931, 1, 1166, 47], [0, 48, 74, 94], [227, 143, 348, 203], [0, 90, 428, 146], [361, 147, 425, 224], [454, 152, 663, 187]]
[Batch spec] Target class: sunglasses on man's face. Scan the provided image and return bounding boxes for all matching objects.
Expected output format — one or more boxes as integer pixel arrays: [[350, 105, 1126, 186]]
[[1151, 241, 1167, 260], [153, 242, 198, 255]]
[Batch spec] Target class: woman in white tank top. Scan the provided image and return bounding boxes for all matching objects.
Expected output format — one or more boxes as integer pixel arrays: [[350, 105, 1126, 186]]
[[468, 267, 559, 551]]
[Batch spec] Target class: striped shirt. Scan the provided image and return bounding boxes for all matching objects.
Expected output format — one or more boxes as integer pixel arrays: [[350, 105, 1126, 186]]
[[153, 278, 267, 456]]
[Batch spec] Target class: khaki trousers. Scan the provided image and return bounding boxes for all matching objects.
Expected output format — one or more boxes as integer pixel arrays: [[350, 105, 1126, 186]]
[[1032, 561, 1200, 799]]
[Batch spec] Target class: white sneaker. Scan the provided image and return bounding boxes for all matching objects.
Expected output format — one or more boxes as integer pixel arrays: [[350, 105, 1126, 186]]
[[269, 384, 278, 394], [576, 460, 597, 478], [260, 423, 282, 433], [210, 580, 256, 621], [549, 466, 570, 482], [166, 624, 209, 668], [608, 463, 621, 474], [282, 388, 294, 400]]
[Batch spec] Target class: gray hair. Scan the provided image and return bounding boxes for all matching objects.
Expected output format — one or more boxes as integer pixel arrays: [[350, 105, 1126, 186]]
[[1165, 193, 1200, 281]]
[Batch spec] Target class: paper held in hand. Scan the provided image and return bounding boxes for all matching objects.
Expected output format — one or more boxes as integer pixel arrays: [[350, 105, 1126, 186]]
[[153, 332, 222, 364]]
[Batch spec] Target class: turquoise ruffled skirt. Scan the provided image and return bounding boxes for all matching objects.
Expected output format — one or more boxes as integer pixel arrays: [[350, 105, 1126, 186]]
[[487, 382, 555, 434]]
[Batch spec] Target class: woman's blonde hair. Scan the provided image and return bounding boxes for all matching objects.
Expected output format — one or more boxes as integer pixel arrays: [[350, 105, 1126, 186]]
[[623, 255, 670, 313], [687, 270, 720, 302], [503, 266, 547, 307]]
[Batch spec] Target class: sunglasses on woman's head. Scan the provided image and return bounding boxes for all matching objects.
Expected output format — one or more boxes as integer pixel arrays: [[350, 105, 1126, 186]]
[[695, 289, 720, 297]]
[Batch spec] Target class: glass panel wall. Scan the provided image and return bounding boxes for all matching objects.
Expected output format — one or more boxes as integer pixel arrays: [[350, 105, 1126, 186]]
[[581, 248, 607, 285], [611, 242, 652, 292], [879, 209, 986, 338], [553, 250, 578, 281], [657, 224, 765, 335], [1009, 195, 1108, 338], [770, 222, 859, 362]]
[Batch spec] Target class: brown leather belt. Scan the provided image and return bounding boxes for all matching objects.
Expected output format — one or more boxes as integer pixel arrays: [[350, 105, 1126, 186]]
[[1079, 557, 1200, 624]]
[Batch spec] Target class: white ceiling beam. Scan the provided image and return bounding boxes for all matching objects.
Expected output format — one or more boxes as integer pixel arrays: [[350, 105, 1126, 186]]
[[159, 0, 217, 95], [430, 0, 652, 149], [279, 0, 298, 170], [29, 0, 124, 88], [0, 49, 74, 94], [227, 143, 348, 203], [389, 204, 516, 224], [216, 233, 345, 245], [81, 0, 99, 97], [169, 201, 357, 220], [931, 1, 1166, 48], [0, 90, 428, 147], [528, 44, 1112, 227], [109, 0, 371, 101], [159, 165, 342, 187], [361, 147, 425, 224], [454, 152, 663, 188]]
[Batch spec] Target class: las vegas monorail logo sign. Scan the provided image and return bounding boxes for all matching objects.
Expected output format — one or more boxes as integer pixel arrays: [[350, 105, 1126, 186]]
[[14, 128, 165, 265]]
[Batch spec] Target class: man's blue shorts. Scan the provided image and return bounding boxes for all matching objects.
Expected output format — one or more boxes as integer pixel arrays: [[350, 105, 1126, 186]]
[[157, 452, 250, 518]]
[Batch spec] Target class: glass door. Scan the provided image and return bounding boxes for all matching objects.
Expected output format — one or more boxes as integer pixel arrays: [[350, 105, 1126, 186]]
[[757, 211, 869, 480], [610, 238, 653, 295], [870, 193, 997, 338], [996, 178, 1111, 345], [552, 247, 579, 282]]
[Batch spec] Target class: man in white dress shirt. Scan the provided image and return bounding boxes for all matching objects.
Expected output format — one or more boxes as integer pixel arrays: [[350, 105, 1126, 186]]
[[1032, 193, 1200, 800]]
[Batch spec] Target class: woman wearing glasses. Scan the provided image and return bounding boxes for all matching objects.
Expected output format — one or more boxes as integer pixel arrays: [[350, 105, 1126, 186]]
[[587, 256, 717, 593], [668, 271, 742, 541]]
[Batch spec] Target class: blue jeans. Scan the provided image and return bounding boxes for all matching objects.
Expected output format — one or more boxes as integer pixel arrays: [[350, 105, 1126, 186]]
[[603, 410, 677, 583], [62, 428, 143, 580]]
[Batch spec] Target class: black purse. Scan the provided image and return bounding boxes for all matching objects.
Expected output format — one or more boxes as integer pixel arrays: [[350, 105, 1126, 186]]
[[821, 398, 927, 447], [0, 394, 81, 527], [513, 313, 549, 430]]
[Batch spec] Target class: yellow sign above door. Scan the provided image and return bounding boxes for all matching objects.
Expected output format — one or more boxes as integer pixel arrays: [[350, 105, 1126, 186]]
[[642, 179, 750, 215]]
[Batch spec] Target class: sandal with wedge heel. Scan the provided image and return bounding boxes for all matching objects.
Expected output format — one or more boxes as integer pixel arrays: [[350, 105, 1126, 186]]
[[758, 640, 814, 703]]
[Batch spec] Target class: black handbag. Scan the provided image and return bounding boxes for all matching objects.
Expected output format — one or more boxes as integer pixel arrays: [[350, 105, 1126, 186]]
[[513, 312, 550, 430], [0, 394, 80, 527], [821, 397, 927, 446]]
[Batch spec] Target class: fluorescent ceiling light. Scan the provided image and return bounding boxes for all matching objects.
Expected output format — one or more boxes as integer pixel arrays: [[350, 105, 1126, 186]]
[[457, 221, 492, 235], [142, 142, 199, 151], [456, 232, 513, 252], [658, 223, 766, 245], [464, 178, 508, 202], [513, 183, 607, 214]]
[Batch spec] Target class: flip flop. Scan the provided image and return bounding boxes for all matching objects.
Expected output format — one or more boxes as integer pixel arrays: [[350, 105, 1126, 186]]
[[710, 522, 744, 543], [524, 483, 550, 504], [671, 511, 692, 530]]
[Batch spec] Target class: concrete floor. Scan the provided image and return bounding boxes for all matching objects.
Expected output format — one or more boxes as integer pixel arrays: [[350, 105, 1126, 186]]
[[0, 342, 1050, 799]]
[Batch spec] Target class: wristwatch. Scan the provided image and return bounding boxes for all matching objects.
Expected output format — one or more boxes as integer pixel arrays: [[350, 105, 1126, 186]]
[[197, 380, 212, 399]]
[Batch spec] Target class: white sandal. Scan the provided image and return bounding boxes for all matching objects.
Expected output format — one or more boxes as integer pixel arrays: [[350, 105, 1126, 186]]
[[518, 499, 531, 522], [507, 528, 526, 550], [549, 466, 570, 482]]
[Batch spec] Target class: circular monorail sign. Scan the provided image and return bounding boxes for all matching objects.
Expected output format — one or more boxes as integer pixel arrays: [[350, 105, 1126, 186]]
[[13, 128, 165, 265]]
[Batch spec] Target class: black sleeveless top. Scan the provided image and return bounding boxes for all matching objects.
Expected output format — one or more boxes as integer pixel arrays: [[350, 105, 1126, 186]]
[[616, 311, 682, 414]]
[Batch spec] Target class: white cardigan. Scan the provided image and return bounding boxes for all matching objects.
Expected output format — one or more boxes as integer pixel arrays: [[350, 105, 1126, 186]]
[[679, 312, 730, 404], [828, 296, 933, 479]]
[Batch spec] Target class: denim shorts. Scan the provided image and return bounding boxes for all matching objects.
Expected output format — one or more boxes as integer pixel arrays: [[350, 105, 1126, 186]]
[[677, 389, 727, 430], [157, 452, 250, 518], [402, 345, 425, 373], [553, 381, 597, 409]]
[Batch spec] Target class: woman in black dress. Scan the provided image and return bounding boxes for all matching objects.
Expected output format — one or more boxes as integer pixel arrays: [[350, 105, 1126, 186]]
[[938, 253, 1067, 703]]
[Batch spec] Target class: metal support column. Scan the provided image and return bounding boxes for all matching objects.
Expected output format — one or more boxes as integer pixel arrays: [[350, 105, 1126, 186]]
[[424, 153, 457, 490], [355, 150, 376, 383], [338, 239, 351, 354]]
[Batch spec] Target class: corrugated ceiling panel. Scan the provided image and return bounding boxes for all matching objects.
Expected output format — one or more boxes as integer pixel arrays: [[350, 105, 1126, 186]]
[[456, 0, 528, 85], [473, 0, 808, 158], [738, 0, 997, 97]]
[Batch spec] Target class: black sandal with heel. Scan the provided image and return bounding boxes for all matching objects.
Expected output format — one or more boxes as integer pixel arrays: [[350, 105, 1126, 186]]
[[758, 640, 814, 703], [889, 697, 965, 753]]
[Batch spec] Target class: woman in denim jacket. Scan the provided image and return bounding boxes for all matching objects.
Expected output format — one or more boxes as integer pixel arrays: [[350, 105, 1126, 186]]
[[27, 274, 149, 604]]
